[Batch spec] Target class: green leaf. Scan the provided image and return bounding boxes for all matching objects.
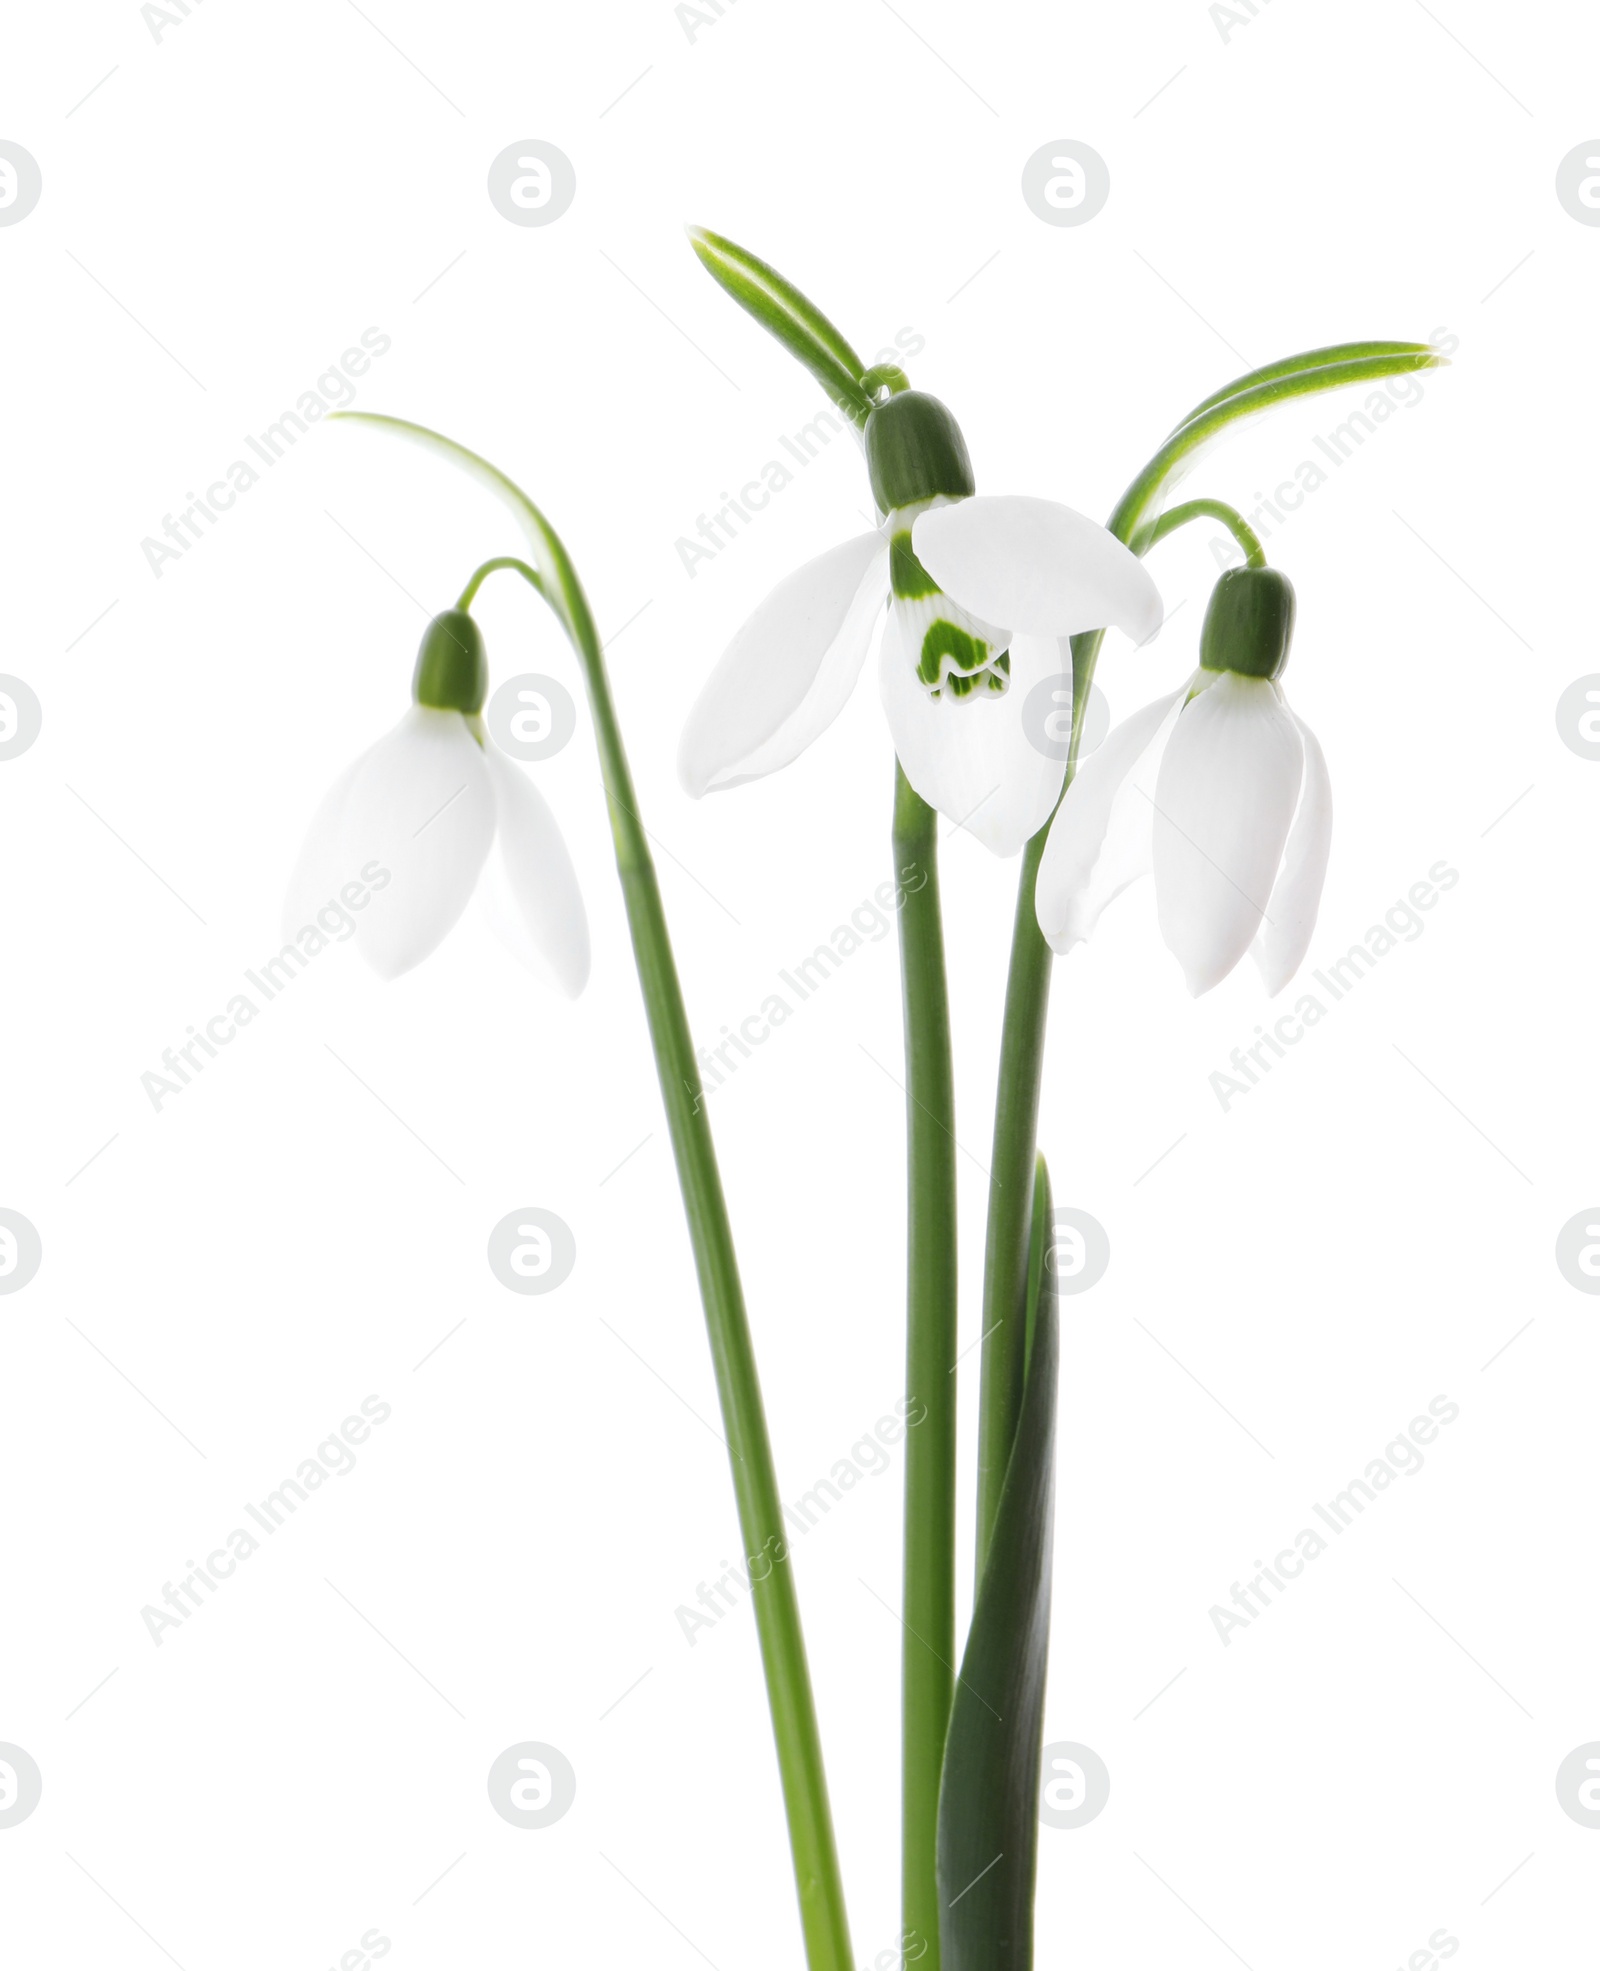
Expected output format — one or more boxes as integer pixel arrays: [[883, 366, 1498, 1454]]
[[1112, 342, 1447, 553], [938, 1155, 1058, 1971], [687, 226, 875, 425], [327, 412, 602, 660], [1165, 339, 1439, 435]]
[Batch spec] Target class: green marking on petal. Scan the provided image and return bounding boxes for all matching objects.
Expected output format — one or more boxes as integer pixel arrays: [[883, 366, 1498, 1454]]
[[891, 529, 942, 601], [895, 589, 1011, 704], [919, 618, 989, 688]]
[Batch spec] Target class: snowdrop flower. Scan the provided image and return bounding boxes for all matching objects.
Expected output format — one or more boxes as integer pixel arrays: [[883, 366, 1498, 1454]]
[[678, 390, 1162, 855], [1036, 566, 1331, 996], [283, 608, 589, 992]]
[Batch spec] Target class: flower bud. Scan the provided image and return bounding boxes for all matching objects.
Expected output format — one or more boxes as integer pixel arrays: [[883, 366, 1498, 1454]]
[[412, 608, 488, 714], [1199, 567, 1295, 681], [866, 391, 975, 513]]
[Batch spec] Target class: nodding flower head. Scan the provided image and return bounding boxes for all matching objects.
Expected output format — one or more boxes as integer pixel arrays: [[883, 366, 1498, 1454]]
[[1036, 565, 1331, 997], [283, 609, 589, 992], [678, 391, 1162, 856]]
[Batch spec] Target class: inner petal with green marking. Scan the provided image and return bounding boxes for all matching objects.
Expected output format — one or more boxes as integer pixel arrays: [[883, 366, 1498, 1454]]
[[890, 525, 1011, 703]]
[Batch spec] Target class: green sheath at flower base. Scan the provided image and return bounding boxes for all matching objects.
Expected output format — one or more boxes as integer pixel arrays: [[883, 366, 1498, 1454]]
[[866, 392, 975, 513], [1199, 566, 1296, 680], [412, 608, 488, 713]]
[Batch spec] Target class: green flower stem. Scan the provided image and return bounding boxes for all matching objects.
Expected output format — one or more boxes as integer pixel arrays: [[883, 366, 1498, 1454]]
[[457, 555, 545, 609], [333, 414, 854, 1971], [972, 827, 1055, 1582], [892, 767, 958, 1970], [973, 341, 1448, 1571], [1148, 498, 1266, 568]]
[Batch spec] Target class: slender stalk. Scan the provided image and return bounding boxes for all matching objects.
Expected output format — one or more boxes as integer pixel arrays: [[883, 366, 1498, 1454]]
[[973, 343, 1449, 1559], [892, 768, 958, 1968], [457, 555, 545, 608], [342, 418, 853, 1971], [1148, 497, 1265, 568]]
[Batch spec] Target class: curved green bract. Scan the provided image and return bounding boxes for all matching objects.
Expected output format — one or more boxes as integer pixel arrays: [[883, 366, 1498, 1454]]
[[1116, 346, 1445, 553], [1165, 339, 1439, 435], [688, 225, 876, 425], [329, 410, 856, 1971], [939, 1155, 1057, 1971], [331, 412, 600, 659]]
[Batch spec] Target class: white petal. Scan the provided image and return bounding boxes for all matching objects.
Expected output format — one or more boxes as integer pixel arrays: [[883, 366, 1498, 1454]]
[[880, 615, 1068, 856], [282, 750, 372, 947], [912, 495, 1163, 643], [1035, 686, 1187, 953], [337, 707, 496, 980], [1251, 713, 1331, 995], [1152, 673, 1305, 997], [478, 742, 590, 998], [678, 533, 888, 795]]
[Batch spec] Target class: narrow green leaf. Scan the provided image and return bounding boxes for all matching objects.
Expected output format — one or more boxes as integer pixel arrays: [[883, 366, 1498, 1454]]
[[938, 1155, 1058, 1971], [328, 412, 601, 660], [1110, 345, 1446, 553], [1166, 339, 1438, 435], [687, 226, 875, 425]]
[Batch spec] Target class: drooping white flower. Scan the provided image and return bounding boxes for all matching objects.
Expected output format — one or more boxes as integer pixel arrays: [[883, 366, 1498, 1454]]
[[1035, 566, 1332, 996], [283, 609, 589, 992], [678, 391, 1162, 855]]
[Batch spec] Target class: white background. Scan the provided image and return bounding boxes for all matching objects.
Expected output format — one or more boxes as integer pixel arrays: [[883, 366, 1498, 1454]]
[[2, 1, 1596, 1966]]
